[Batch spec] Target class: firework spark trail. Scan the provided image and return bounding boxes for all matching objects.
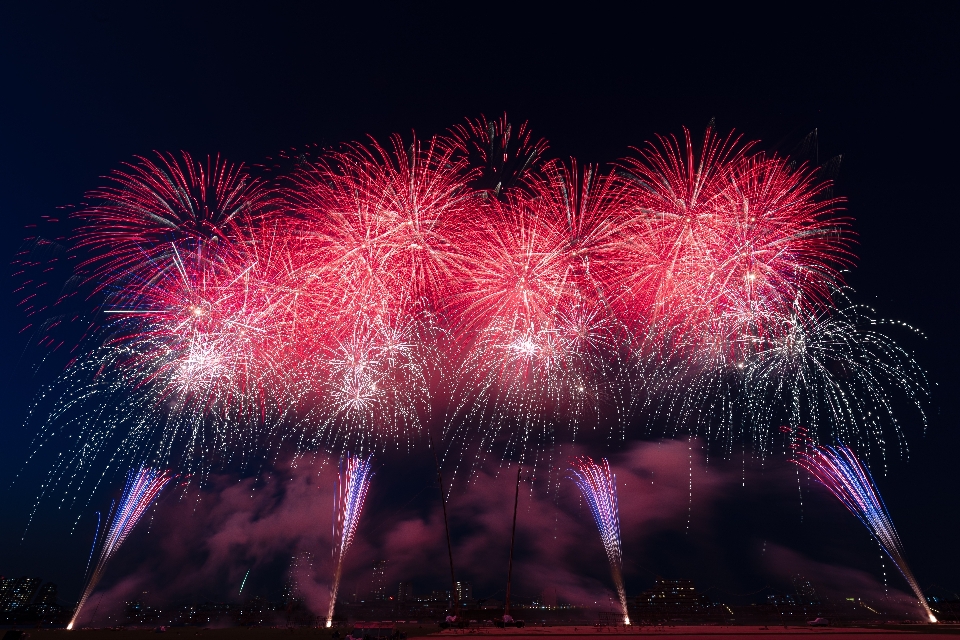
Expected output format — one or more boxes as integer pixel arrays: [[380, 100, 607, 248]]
[[18, 118, 928, 495], [74, 151, 274, 292], [791, 439, 936, 622], [568, 456, 629, 625], [239, 569, 250, 595], [446, 160, 634, 471], [68, 466, 173, 630], [326, 454, 374, 627], [617, 124, 852, 361]]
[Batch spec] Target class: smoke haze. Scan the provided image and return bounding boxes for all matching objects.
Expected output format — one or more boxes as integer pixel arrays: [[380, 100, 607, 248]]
[[72, 440, 920, 624]]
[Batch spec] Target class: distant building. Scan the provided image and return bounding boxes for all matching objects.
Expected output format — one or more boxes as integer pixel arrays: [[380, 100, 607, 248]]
[[34, 582, 58, 605], [636, 578, 703, 606], [371, 560, 388, 600], [630, 578, 718, 623], [397, 582, 414, 602], [0, 578, 13, 605], [454, 581, 472, 602], [425, 589, 451, 604], [283, 551, 315, 605], [1, 577, 42, 612]]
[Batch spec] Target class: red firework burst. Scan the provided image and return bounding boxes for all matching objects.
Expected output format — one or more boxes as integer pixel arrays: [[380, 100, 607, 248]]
[[102, 234, 297, 420], [286, 134, 477, 331], [74, 151, 275, 289], [617, 125, 852, 363], [449, 159, 630, 442]]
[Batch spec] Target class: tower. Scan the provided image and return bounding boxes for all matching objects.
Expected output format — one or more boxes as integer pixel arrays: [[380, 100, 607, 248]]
[[371, 560, 387, 600]]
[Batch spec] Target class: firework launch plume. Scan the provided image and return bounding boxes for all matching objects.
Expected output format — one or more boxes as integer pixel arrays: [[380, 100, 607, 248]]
[[326, 454, 374, 627], [568, 456, 629, 624], [791, 437, 936, 622], [68, 466, 173, 630]]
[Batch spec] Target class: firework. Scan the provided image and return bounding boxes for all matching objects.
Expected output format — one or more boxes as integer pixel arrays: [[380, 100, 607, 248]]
[[74, 151, 274, 290], [239, 569, 250, 595], [617, 123, 852, 361], [287, 133, 475, 319], [283, 134, 473, 449], [613, 124, 911, 453], [105, 219, 314, 413], [305, 311, 435, 451], [630, 286, 929, 457], [326, 454, 374, 627], [568, 456, 629, 625], [25, 226, 306, 504], [68, 466, 173, 630], [792, 439, 936, 622], [746, 294, 928, 454], [446, 160, 633, 469], [445, 113, 549, 198], [18, 119, 927, 496]]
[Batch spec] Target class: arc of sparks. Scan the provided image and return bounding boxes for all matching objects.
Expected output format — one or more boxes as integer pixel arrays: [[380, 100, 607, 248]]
[[568, 456, 629, 625], [793, 441, 936, 623], [68, 466, 173, 630], [326, 454, 374, 628]]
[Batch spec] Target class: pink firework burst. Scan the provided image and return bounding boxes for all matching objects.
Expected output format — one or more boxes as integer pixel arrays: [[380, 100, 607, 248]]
[[282, 134, 470, 447], [448, 160, 632, 459], [618, 125, 852, 365], [101, 233, 298, 424], [287, 133, 476, 326], [74, 151, 275, 290]]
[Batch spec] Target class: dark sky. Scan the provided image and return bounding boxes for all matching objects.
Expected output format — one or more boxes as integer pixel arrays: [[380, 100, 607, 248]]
[[1, 1, 958, 614]]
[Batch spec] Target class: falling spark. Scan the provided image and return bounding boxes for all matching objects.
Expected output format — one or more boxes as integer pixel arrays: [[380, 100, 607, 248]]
[[239, 569, 250, 595]]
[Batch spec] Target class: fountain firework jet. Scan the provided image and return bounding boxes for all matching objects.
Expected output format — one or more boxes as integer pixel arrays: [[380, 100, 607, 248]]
[[326, 454, 374, 627], [792, 439, 936, 622], [68, 466, 173, 630], [568, 456, 629, 625]]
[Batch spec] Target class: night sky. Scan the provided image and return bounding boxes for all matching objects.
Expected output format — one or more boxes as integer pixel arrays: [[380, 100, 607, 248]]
[[1, 1, 958, 618]]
